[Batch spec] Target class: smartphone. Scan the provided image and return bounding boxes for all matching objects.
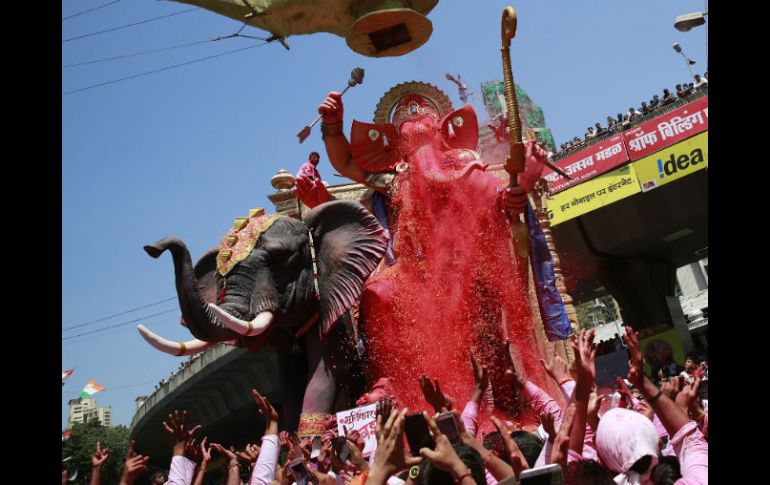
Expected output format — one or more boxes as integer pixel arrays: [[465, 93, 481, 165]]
[[436, 412, 460, 442], [289, 458, 311, 485], [518, 464, 564, 485], [404, 413, 435, 455], [310, 436, 322, 459], [333, 436, 351, 463]]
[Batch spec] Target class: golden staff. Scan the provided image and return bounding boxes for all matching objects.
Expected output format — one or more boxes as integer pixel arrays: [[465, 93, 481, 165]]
[[500, 6, 529, 258], [501, 7, 525, 188]]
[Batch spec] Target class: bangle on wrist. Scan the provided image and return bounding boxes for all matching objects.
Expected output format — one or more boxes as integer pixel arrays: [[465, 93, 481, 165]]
[[229, 463, 241, 473], [321, 121, 343, 138], [648, 390, 663, 404], [454, 469, 472, 484]]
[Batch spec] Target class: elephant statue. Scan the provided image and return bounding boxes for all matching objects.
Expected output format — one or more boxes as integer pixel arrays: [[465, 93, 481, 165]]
[[137, 200, 387, 430]]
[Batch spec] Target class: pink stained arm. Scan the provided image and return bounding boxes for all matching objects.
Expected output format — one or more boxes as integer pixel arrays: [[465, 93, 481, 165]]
[[167, 455, 197, 485], [460, 400, 479, 438], [671, 421, 708, 485], [521, 381, 564, 424], [250, 435, 280, 485]]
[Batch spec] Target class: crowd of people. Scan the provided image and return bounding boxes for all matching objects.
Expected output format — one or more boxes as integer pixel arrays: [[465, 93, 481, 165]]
[[155, 353, 205, 391], [555, 72, 708, 156], [73, 325, 707, 485]]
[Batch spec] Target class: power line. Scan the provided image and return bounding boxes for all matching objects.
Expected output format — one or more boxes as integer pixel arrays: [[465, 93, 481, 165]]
[[63, 38, 214, 68], [62, 7, 198, 43], [62, 42, 268, 95], [62, 308, 179, 341], [62, 0, 120, 21], [63, 296, 176, 331], [62, 318, 178, 345]]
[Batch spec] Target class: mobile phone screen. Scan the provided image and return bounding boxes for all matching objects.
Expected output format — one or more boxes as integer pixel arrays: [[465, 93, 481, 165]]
[[333, 437, 350, 463], [436, 413, 460, 441], [289, 459, 309, 485], [404, 413, 435, 455], [518, 464, 564, 485]]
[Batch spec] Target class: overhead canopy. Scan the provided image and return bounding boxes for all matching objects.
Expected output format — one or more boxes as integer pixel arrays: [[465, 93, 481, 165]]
[[174, 0, 438, 57]]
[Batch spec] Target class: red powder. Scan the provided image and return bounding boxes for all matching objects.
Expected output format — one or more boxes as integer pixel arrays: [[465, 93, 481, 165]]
[[360, 120, 553, 429]]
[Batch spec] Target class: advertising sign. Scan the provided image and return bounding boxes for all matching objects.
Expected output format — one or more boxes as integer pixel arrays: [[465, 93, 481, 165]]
[[543, 134, 630, 194], [633, 131, 708, 192], [548, 164, 641, 226], [623, 97, 708, 160]]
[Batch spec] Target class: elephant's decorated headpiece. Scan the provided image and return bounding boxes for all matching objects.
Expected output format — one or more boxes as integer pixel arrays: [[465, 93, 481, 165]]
[[350, 81, 480, 173], [217, 208, 286, 276]]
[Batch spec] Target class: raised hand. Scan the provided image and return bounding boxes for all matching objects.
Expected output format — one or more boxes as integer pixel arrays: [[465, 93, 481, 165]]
[[318, 92, 344, 124], [571, 329, 597, 384], [540, 353, 571, 385], [504, 340, 527, 388], [279, 431, 291, 451], [622, 326, 644, 387], [470, 351, 489, 403], [252, 389, 279, 435], [550, 404, 577, 469], [200, 437, 212, 464], [91, 441, 110, 468], [211, 443, 240, 467], [369, 408, 422, 485], [236, 443, 261, 464], [674, 378, 702, 415], [635, 398, 654, 421], [539, 412, 556, 444], [660, 377, 682, 400], [420, 412, 479, 483], [186, 437, 202, 463], [490, 416, 529, 476], [162, 410, 202, 457], [419, 374, 453, 413], [119, 441, 150, 485]]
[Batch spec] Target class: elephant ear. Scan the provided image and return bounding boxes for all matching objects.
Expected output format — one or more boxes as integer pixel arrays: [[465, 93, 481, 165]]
[[440, 104, 479, 151], [304, 200, 388, 337], [193, 248, 220, 305]]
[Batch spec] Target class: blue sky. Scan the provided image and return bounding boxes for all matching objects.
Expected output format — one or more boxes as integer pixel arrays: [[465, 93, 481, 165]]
[[62, 0, 708, 428]]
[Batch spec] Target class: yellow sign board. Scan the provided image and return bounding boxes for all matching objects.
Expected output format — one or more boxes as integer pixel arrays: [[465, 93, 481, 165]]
[[633, 131, 708, 192], [548, 164, 640, 226]]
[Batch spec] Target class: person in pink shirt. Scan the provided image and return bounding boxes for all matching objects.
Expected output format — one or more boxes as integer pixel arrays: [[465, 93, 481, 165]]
[[295, 152, 330, 209]]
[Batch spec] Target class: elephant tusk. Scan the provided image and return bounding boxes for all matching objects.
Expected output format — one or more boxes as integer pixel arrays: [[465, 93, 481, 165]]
[[137, 324, 215, 356], [206, 304, 274, 336]]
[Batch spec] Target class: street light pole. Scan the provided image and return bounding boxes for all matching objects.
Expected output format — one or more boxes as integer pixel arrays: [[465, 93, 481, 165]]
[[673, 42, 697, 81]]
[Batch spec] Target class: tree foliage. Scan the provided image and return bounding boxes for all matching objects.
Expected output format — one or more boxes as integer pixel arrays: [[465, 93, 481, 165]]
[[62, 421, 130, 485]]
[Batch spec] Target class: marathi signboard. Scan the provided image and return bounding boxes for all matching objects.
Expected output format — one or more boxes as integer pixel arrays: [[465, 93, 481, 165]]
[[543, 134, 629, 194], [633, 131, 708, 192], [336, 403, 377, 457], [548, 164, 641, 226], [623, 97, 708, 160]]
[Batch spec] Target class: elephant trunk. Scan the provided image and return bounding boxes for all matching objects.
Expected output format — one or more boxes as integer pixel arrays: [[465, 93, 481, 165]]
[[423, 160, 487, 183], [144, 237, 233, 342]]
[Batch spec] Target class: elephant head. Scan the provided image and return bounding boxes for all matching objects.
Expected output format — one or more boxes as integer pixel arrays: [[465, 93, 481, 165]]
[[138, 200, 388, 355]]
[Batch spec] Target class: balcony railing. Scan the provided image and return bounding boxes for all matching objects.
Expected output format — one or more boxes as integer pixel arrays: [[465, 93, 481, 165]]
[[552, 87, 708, 162]]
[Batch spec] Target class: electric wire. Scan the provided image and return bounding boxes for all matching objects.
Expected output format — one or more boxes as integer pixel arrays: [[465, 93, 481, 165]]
[[62, 308, 179, 340], [62, 0, 120, 21], [63, 296, 176, 331], [62, 319, 178, 345], [63, 38, 213, 68], [62, 7, 198, 43], [62, 42, 268, 95]]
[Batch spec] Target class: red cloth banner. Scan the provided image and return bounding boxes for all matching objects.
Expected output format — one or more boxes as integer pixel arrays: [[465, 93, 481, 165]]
[[623, 96, 708, 160], [543, 134, 629, 194]]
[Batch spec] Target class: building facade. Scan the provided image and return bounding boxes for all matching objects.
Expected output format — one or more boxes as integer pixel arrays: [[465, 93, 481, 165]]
[[67, 398, 112, 428]]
